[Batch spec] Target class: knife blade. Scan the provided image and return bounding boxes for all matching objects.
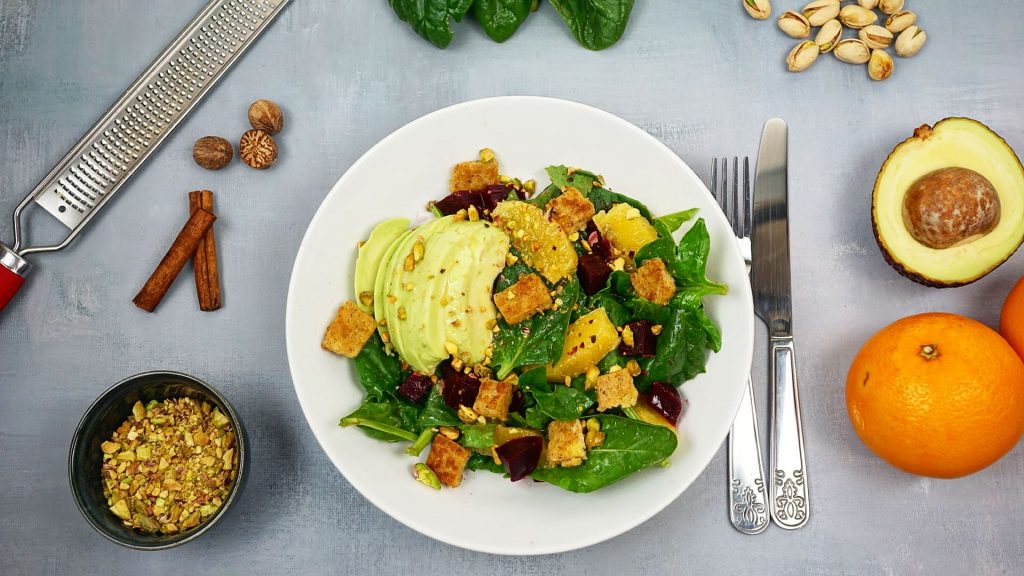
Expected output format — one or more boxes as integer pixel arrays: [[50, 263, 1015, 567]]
[[752, 118, 809, 530]]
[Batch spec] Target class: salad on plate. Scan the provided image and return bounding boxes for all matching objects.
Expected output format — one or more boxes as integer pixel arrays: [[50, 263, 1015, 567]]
[[320, 150, 726, 493]]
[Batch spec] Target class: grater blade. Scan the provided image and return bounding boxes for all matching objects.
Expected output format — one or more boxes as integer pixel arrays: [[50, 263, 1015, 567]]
[[16, 0, 289, 254]]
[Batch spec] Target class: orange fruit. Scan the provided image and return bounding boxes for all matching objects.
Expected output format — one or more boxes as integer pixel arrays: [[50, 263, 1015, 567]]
[[846, 312, 1024, 478], [1001, 276, 1024, 361]]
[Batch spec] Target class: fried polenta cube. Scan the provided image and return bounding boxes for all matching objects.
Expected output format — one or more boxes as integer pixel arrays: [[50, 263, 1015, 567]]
[[426, 434, 471, 487], [321, 301, 377, 358], [546, 420, 587, 468], [631, 258, 676, 306], [595, 369, 638, 412], [473, 378, 515, 421], [450, 160, 499, 192], [546, 187, 595, 234], [494, 273, 552, 325]]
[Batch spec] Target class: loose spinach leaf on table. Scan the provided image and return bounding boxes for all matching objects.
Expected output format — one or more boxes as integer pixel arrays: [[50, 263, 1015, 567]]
[[353, 333, 403, 402], [490, 279, 580, 379], [472, 0, 534, 42], [389, 0, 474, 48], [547, 0, 635, 51], [530, 414, 676, 492]]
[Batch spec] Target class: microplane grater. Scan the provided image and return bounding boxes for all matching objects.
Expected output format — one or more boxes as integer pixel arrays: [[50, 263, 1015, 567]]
[[0, 0, 290, 312]]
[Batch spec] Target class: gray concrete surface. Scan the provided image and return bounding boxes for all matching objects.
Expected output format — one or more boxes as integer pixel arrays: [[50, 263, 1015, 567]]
[[2, 1, 1023, 574]]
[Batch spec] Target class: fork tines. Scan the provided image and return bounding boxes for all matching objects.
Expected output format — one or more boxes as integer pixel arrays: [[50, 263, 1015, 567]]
[[711, 157, 751, 238]]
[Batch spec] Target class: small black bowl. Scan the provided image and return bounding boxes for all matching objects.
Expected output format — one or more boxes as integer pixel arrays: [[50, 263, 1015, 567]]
[[69, 371, 248, 550]]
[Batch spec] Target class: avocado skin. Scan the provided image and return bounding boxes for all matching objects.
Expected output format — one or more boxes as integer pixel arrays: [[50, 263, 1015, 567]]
[[871, 117, 1024, 288]]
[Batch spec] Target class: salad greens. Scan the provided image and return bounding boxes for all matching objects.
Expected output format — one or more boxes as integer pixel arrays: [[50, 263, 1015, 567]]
[[390, 0, 635, 50], [338, 161, 726, 493]]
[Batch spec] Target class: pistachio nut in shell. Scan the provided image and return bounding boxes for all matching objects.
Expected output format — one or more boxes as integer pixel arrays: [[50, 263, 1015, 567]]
[[868, 48, 894, 80], [778, 11, 811, 38], [743, 0, 772, 20], [859, 25, 893, 49], [839, 5, 878, 29], [834, 38, 871, 64], [815, 19, 843, 53], [802, 0, 840, 27], [786, 40, 820, 72], [895, 26, 927, 57], [878, 0, 905, 15], [886, 11, 916, 34], [857, 0, 879, 8]]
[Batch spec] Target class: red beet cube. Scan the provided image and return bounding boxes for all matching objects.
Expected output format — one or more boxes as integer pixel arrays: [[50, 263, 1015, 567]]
[[440, 361, 481, 409], [396, 373, 433, 404], [495, 436, 543, 482], [480, 184, 522, 211], [585, 221, 613, 259], [647, 382, 686, 424], [433, 191, 477, 216], [619, 320, 657, 357], [578, 253, 612, 295]]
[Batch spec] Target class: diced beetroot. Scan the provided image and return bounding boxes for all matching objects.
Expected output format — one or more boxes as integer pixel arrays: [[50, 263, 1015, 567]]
[[578, 253, 612, 295], [508, 386, 525, 415], [496, 436, 543, 482], [585, 221, 613, 259], [480, 184, 521, 211], [440, 361, 481, 409], [647, 382, 686, 424], [619, 320, 657, 357], [396, 373, 433, 404], [434, 191, 477, 216]]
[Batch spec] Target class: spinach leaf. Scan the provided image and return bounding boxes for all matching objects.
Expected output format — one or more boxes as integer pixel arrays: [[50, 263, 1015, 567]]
[[528, 183, 562, 208], [637, 305, 709, 388], [494, 250, 534, 291], [353, 333, 403, 402], [415, 387, 461, 429], [588, 187, 653, 220], [467, 453, 506, 474], [519, 366, 593, 423], [530, 415, 677, 492], [675, 218, 728, 297], [655, 208, 699, 234], [459, 422, 497, 451], [389, 0, 474, 48], [490, 279, 580, 379], [340, 399, 419, 443], [547, 0, 635, 51], [472, 0, 533, 42], [545, 165, 597, 195], [587, 289, 630, 326]]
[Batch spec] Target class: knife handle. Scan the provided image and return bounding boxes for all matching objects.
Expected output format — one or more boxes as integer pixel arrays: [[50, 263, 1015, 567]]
[[769, 336, 809, 529]]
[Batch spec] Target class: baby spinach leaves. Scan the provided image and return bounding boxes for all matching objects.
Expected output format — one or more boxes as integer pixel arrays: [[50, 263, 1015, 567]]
[[490, 279, 580, 379], [389, 0, 474, 48], [547, 0, 635, 51], [472, 0, 534, 42], [530, 415, 676, 492]]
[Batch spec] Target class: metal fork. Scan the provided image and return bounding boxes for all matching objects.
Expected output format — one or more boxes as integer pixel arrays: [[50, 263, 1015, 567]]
[[712, 157, 769, 535]]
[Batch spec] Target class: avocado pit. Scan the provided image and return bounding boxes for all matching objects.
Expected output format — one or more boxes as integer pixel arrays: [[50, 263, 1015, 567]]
[[902, 167, 1000, 249]]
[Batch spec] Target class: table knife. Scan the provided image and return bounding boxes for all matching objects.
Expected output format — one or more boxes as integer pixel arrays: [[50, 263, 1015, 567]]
[[751, 118, 809, 530]]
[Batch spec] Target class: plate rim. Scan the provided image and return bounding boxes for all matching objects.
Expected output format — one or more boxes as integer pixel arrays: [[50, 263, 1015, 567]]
[[285, 95, 755, 555]]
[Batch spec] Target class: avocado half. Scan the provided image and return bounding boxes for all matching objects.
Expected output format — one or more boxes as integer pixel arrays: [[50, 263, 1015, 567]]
[[872, 118, 1024, 287]]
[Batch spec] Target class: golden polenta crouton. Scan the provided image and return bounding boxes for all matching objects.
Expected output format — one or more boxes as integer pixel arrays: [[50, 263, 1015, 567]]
[[631, 258, 676, 306], [493, 273, 553, 325], [595, 369, 638, 412], [426, 434, 471, 487], [450, 160, 499, 192], [473, 378, 515, 421], [321, 301, 377, 358], [546, 187, 596, 234], [546, 420, 587, 468]]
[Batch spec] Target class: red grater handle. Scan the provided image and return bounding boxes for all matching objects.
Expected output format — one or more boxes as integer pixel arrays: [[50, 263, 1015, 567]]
[[0, 264, 25, 313]]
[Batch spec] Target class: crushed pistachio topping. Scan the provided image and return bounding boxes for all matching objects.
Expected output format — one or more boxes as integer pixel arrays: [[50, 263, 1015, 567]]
[[101, 398, 238, 535]]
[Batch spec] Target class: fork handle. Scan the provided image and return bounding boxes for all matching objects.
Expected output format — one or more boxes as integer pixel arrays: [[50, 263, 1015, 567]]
[[769, 336, 809, 529], [728, 373, 769, 534]]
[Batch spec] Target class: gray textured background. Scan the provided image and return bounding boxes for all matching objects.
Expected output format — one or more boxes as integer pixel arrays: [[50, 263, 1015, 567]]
[[2, 1, 1023, 574]]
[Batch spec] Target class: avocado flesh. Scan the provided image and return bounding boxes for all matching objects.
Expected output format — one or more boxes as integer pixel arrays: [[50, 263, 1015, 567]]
[[355, 218, 410, 313], [374, 216, 510, 374], [873, 118, 1024, 287]]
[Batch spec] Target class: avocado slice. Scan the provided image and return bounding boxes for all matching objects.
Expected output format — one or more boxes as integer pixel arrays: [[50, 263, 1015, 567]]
[[872, 118, 1024, 287], [355, 218, 410, 312]]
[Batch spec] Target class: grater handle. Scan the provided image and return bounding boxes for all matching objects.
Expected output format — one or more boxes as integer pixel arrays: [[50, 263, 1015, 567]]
[[0, 267, 25, 313]]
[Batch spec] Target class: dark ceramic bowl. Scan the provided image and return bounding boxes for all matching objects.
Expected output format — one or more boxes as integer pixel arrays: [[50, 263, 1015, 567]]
[[69, 371, 247, 550]]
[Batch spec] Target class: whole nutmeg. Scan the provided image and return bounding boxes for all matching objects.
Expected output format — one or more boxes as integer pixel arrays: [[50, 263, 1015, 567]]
[[248, 99, 283, 134], [192, 136, 233, 170], [239, 129, 278, 170]]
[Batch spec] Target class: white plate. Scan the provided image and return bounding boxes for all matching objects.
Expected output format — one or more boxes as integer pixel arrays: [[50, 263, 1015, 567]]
[[286, 97, 754, 555]]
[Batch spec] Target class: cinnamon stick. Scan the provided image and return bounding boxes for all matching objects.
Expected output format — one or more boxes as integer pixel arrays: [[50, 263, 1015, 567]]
[[133, 208, 216, 312], [189, 190, 222, 311]]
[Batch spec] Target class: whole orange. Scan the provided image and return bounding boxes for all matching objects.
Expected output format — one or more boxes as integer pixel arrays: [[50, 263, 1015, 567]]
[[846, 312, 1024, 478], [1001, 276, 1024, 361]]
